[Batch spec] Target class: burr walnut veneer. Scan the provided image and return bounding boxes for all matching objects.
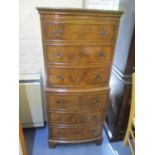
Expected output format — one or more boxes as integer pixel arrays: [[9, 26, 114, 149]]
[[37, 8, 122, 148]]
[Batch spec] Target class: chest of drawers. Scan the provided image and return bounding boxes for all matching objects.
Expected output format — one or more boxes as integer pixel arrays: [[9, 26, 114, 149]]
[[37, 8, 122, 147]]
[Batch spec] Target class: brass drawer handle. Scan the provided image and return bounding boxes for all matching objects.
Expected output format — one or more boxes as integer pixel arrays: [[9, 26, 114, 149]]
[[56, 117, 61, 121], [75, 130, 81, 134], [91, 129, 96, 134], [95, 75, 101, 81], [91, 116, 99, 121], [53, 29, 63, 37], [57, 131, 62, 136], [55, 99, 63, 104], [92, 97, 100, 103], [97, 51, 104, 58], [57, 75, 64, 80], [100, 31, 108, 36], [55, 51, 63, 58]]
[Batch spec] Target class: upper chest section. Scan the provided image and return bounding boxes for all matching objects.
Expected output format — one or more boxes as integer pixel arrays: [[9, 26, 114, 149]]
[[38, 8, 123, 44]]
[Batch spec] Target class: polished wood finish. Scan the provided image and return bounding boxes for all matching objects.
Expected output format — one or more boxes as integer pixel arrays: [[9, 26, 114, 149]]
[[105, 30, 135, 141], [47, 66, 111, 87], [19, 119, 27, 155], [49, 124, 102, 140], [46, 90, 109, 110], [48, 109, 105, 125], [46, 45, 114, 64], [37, 8, 122, 147], [44, 22, 116, 42]]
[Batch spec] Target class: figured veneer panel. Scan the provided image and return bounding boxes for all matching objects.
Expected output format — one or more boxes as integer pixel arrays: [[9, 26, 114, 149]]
[[47, 66, 111, 87], [49, 125, 102, 140], [48, 110, 105, 125], [46, 45, 114, 64], [44, 23, 117, 42], [46, 91, 109, 110]]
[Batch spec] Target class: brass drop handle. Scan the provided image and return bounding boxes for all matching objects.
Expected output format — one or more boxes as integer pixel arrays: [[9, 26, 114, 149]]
[[55, 99, 63, 104], [57, 75, 64, 80], [92, 97, 100, 103], [75, 130, 82, 134], [97, 51, 104, 58], [92, 116, 99, 121], [100, 31, 108, 36], [95, 75, 101, 81], [55, 51, 63, 58], [56, 117, 61, 121], [53, 29, 63, 37], [91, 129, 96, 134], [57, 131, 62, 136]]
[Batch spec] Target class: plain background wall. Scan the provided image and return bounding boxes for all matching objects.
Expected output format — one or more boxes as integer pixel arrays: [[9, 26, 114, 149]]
[[19, 0, 83, 80], [113, 0, 135, 73]]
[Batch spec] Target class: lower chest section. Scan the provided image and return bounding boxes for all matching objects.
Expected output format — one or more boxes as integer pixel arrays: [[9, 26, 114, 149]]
[[46, 89, 109, 141]]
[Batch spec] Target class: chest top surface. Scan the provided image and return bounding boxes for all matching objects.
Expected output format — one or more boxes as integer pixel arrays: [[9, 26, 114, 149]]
[[37, 7, 123, 17]]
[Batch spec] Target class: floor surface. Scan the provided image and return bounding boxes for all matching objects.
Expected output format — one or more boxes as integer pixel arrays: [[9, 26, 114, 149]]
[[23, 123, 131, 155]]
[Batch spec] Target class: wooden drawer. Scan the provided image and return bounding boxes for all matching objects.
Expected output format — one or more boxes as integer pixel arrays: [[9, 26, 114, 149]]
[[44, 23, 116, 42], [48, 110, 105, 125], [46, 45, 113, 64], [46, 91, 109, 110], [47, 66, 111, 87], [49, 125, 102, 140]]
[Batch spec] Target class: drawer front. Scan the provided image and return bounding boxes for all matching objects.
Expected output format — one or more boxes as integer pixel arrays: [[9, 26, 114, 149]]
[[46, 45, 113, 64], [49, 125, 101, 140], [44, 23, 116, 42], [47, 92, 109, 110], [47, 67, 110, 87], [48, 110, 105, 125]]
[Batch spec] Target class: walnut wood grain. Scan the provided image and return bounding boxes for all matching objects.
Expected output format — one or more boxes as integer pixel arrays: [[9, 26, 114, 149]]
[[48, 137, 103, 147], [49, 124, 102, 140], [48, 110, 105, 125], [47, 66, 111, 87], [37, 8, 122, 147], [44, 22, 116, 42], [46, 90, 109, 110], [46, 44, 114, 64]]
